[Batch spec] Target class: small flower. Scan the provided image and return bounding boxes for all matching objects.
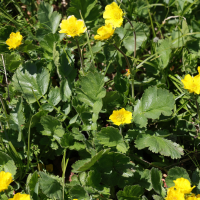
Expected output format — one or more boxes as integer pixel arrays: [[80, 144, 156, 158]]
[[6, 32, 23, 50], [181, 67, 200, 94], [124, 69, 130, 77], [173, 178, 195, 194], [94, 24, 115, 41], [9, 193, 30, 200], [59, 15, 86, 37], [0, 171, 13, 192], [103, 2, 124, 28], [165, 187, 185, 200], [109, 108, 132, 126]]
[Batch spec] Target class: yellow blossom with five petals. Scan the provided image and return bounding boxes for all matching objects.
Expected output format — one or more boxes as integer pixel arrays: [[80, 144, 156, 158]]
[[103, 2, 124, 28], [173, 178, 195, 194], [109, 108, 132, 126], [6, 32, 23, 50], [59, 15, 86, 37], [9, 193, 30, 200], [0, 171, 13, 192], [94, 24, 115, 40]]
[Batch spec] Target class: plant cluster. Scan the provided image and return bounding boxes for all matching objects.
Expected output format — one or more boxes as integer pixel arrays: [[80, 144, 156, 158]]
[[1, 0, 200, 199]]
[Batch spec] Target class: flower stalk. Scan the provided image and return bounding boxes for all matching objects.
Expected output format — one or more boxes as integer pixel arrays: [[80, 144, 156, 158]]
[[1, 54, 10, 102], [75, 38, 84, 74], [113, 44, 135, 99]]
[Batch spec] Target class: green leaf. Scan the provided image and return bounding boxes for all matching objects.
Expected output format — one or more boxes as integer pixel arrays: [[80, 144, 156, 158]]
[[120, 21, 149, 52], [48, 86, 61, 106], [18, 40, 39, 53], [117, 185, 144, 200], [171, 20, 189, 48], [77, 71, 106, 107], [69, 185, 89, 200], [56, 53, 76, 82], [40, 115, 62, 136], [72, 128, 86, 141], [165, 167, 190, 188], [86, 170, 102, 190], [135, 134, 184, 159], [27, 171, 39, 199], [12, 62, 50, 104], [60, 79, 72, 102], [9, 98, 25, 142], [37, 2, 61, 33], [72, 149, 110, 172], [96, 127, 128, 153], [156, 38, 171, 69], [0, 53, 21, 72], [152, 195, 164, 200], [60, 132, 74, 148], [30, 111, 48, 128], [150, 168, 162, 196], [0, 151, 16, 177], [67, 0, 97, 19], [97, 152, 130, 172], [40, 33, 59, 53], [133, 86, 175, 128], [191, 20, 200, 38], [39, 172, 62, 199]]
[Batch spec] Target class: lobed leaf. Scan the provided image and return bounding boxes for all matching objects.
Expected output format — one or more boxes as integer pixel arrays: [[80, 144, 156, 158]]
[[12, 62, 50, 104], [135, 134, 184, 159], [133, 86, 175, 128]]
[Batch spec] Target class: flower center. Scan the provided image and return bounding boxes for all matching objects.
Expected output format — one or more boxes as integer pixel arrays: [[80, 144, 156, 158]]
[[191, 83, 197, 90], [70, 26, 78, 34], [114, 12, 121, 20], [117, 114, 125, 122]]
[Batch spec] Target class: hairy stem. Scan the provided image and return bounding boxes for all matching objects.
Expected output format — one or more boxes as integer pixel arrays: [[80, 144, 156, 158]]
[[1, 54, 10, 101], [75, 38, 84, 75], [113, 44, 134, 99]]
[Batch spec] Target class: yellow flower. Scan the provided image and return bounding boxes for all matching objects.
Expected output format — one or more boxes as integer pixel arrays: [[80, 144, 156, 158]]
[[0, 171, 13, 192], [59, 15, 86, 37], [6, 32, 23, 50], [181, 67, 200, 94], [9, 193, 30, 200], [94, 24, 115, 40], [109, 108, 132, 126], [124, 69, 130, 77], [173, 178, 195, 194], [165, 187, 185, 200], [103, 2, 124, 28]]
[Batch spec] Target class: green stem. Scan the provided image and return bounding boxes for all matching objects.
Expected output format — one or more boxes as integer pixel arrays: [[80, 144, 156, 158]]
[[104, 60, 112, 76], [1, 54, 10, 101], [119, 126, 122, 136], [0, 95, 10, 128], [26, 115, 33, 175], [62, 150, 70, 200], [113, 44, 134, 99], [196, 98, 200, 133], [75, 38, 84, 75], [148, 7, 156, 38], [31, 88, 41, 108], [79, 10, 95, 67], [42, 95, 69, 120]]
